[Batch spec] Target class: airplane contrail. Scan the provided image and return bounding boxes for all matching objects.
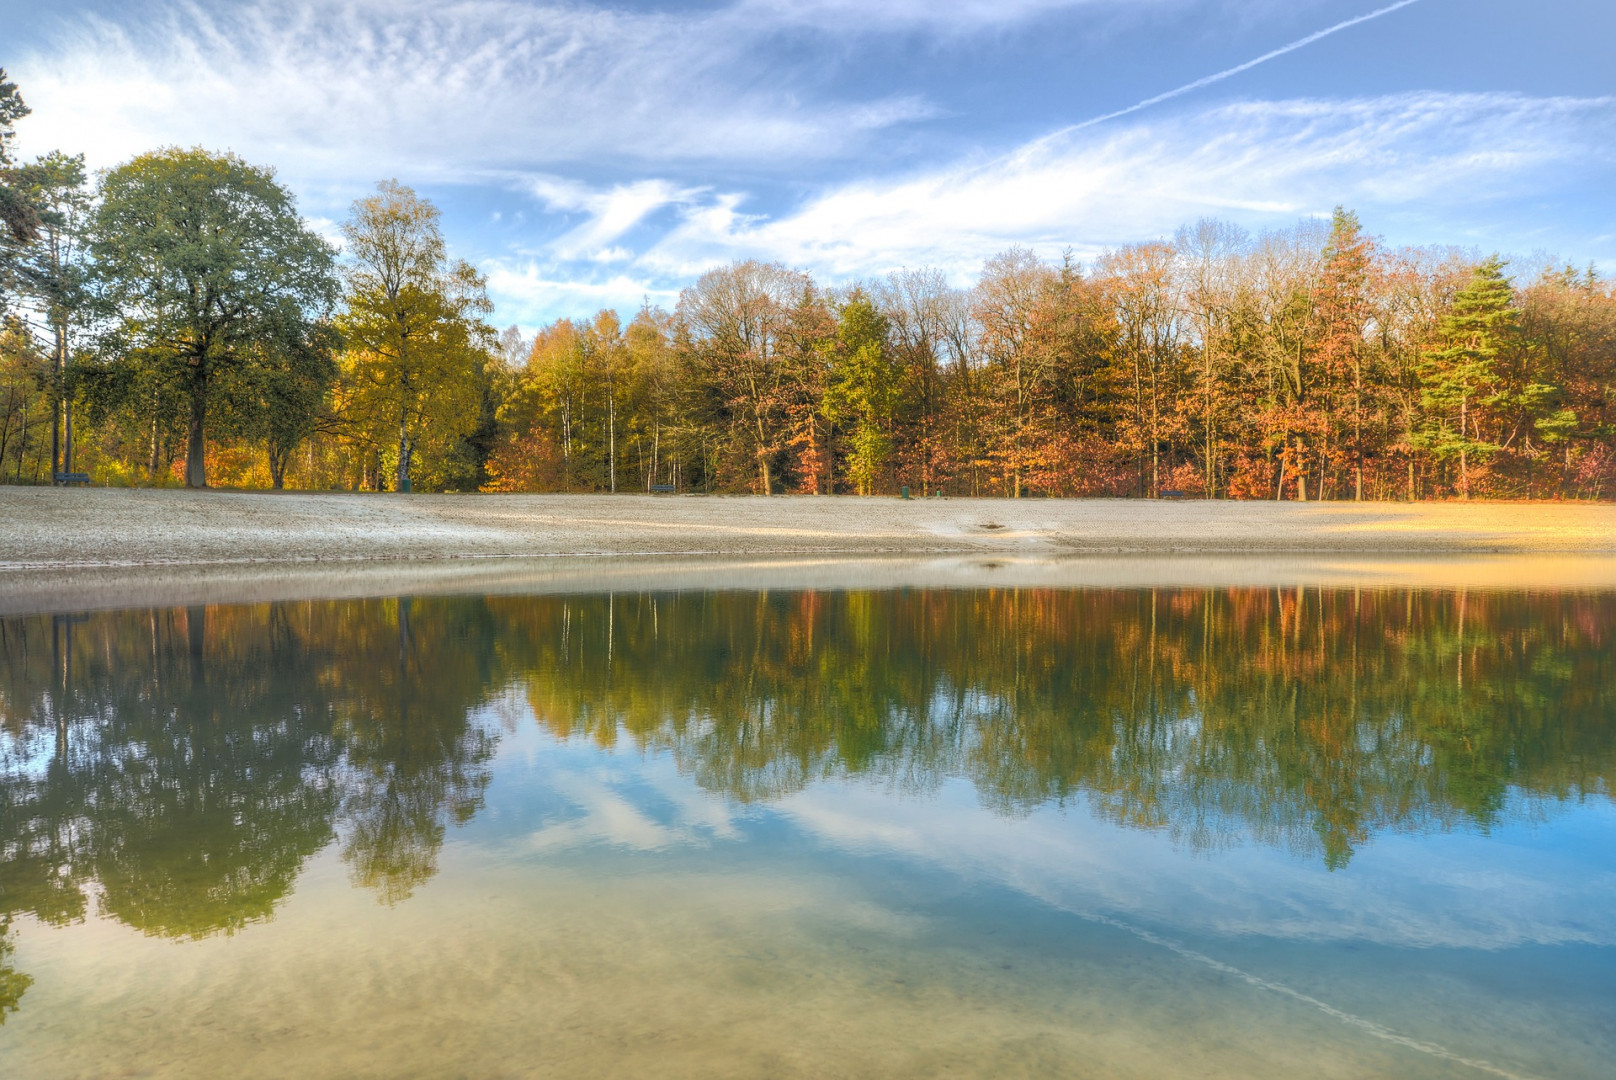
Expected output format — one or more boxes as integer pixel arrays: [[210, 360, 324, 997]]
[[1066, 0, 1428, 133]]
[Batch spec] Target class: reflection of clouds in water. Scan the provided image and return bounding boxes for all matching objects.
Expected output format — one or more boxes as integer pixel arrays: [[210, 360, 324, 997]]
[[497, 702, 1616, 953], [520, 730, 743, 852], [774, 779, 1616, 952]]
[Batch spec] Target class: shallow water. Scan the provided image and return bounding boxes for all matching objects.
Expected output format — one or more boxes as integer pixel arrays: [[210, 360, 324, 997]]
[[1, 585, 1613, 1078]]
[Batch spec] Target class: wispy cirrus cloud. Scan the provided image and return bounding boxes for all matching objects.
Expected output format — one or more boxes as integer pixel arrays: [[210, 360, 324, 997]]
[[9, 0, 942, 184], [10, 0, 1351, 185], [733, 0, 1333, 33]]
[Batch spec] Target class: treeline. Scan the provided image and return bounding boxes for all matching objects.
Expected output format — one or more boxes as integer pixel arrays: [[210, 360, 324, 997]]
[[4, 69, 1615, 497], [503, 228, 1616, 500]]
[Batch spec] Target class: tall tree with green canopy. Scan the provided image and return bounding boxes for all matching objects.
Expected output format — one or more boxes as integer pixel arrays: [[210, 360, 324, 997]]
[[0, 68, 38, 248], [1312, 207, 1377, 500], [1416, 256, 1519, 498], [6, 152, 92, 477], [88, 148, 337, 487], [824, 292, 900, 494], [338, 180, 492, 493]]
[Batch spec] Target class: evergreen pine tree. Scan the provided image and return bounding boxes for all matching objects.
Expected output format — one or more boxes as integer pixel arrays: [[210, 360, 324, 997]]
[[1416, 257, 1519, 498]]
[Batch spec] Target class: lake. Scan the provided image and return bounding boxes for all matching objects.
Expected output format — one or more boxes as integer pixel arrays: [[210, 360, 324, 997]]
[[1, 581, 1612, 1078]]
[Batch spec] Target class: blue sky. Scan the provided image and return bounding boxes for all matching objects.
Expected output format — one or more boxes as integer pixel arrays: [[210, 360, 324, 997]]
[[3, 0, 1613, 328]]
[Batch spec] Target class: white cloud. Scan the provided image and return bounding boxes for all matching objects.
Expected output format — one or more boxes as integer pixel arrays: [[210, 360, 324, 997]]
[[13, 1, 1609, 329], [632, 91, 1616, 282], [483, 262, 681, 323], [733, 0, 1305, 33], [524, 177, 706, 261]]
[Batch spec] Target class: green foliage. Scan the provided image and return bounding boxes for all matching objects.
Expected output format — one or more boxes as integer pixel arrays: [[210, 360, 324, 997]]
[[87, 147, 338, 487], [0, 68, 37, 246], [1, 149, 1614, 499], [1414, 257, 1520, 496], [0, 919, 31, 1025], [217, 318, 339, 487], [0, 69, 27, 166], [824, 293, 900, 494]]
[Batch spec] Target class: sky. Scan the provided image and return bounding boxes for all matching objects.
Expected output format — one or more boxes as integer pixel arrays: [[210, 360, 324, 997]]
[[3, 0, 1613, 328]]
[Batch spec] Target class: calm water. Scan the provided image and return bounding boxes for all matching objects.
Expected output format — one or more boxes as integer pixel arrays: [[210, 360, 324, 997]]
[[1, 585, 1613, 1078]]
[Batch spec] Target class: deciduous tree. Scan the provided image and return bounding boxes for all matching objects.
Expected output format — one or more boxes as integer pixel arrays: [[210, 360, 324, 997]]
[[338, 181, 492, 493], [88, 148, 337, 487]]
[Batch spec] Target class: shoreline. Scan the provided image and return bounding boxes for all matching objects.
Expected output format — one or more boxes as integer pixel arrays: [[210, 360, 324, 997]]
[[3, 488, 1616, 570], [5, 551, 1616, 617], [1, 488, 1614, 612]]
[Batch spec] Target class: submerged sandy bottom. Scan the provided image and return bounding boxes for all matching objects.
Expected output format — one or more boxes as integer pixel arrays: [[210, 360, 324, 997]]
[[8, 838, 1567, 1080]]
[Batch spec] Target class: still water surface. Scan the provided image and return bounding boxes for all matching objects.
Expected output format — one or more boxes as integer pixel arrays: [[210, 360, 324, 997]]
[[1, 585, 1613, 1078]]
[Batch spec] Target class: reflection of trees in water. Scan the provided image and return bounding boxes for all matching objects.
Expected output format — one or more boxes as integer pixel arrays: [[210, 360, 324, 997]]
[[506, 588, 1616, 868], [0, 585, 1612, 1020], [514, 591, 975, 803], [332, 598, 498, 903], [0, 916, 29, 1025], [0, 599, 505, 954]]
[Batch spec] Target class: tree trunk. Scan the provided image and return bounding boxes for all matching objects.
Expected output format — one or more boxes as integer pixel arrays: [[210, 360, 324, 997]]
[[149, 400, 162, 478], [1458, 395, 1469, 500], [269, 446, 286, 490], [825, 421, 836, 495], [650, 425, 660, 493], [185, 377, 207, 488], [50, 324, 63, 479], [397, 412, 412, 493]]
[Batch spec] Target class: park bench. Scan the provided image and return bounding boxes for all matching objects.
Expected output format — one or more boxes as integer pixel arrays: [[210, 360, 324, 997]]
[[1159, 489, 1186, 499], [53, 472, 91, 486], [650, 484, 676, 493]]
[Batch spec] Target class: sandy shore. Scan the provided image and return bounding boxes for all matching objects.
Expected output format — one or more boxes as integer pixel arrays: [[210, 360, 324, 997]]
[[0, 489, 1613, 612], [2, 488, 1614, 568]]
